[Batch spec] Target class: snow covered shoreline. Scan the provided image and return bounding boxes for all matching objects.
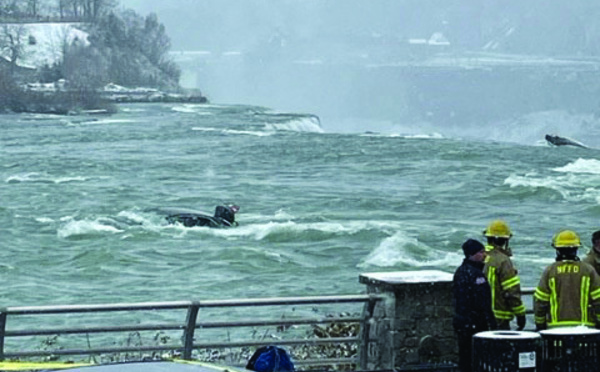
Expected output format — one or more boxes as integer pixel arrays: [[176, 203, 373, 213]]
[[100, 83, 207, 104], [17, 81, 207, 114]]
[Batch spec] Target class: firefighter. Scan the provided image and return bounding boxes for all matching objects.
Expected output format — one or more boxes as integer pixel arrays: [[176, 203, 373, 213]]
[[534, 230, 600, 330], [482, 220, 527, 330], [582, 230, 600, 274]]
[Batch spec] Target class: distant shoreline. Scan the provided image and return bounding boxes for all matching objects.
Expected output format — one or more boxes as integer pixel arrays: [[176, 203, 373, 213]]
[[4, 82, 209, 115], [102, 92, 208, 104], [2, 92, 208, 116], [99, 82, 208, 104]]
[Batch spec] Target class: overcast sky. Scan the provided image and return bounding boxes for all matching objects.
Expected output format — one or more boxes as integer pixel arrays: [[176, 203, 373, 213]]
[[114, 0, 600, 130], [117, 0, 600, 56], [118, 0, 269, 51], [116, 0, 427, 52]]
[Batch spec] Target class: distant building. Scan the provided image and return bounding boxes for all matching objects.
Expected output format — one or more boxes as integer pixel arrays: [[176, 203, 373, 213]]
[[407, 32, 451, 59]]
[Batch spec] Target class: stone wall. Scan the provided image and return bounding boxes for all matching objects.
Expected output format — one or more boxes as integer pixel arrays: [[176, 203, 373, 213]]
[[359, 271, 456, 370]]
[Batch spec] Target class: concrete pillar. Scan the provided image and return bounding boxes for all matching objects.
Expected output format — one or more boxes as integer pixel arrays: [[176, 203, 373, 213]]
[[359, 270, 455, 370]]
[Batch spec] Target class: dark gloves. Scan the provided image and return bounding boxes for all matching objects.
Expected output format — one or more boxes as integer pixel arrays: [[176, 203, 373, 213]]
[[535, 323, 547, 332], [516, 315, 526, 331]]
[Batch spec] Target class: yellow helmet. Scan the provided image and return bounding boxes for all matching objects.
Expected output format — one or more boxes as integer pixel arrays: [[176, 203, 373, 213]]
[[483, 220, 512, 239], [552, 230, 581, 248]]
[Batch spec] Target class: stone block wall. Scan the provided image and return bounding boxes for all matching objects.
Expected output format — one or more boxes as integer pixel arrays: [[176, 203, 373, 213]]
[[359, 271, 456, 370]]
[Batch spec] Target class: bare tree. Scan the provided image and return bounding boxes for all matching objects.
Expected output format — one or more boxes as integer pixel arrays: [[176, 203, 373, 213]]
[[94, 0, 117, 20], [69, 0, 81, 19], [27, 0, 39, 18], [57, 0, 80, 20], [65, 0, 116, 21], [0, 0, 21, 18], [1, 24, 27, 74]]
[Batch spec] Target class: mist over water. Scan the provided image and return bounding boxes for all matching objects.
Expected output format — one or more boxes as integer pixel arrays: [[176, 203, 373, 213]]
[[119, 1, 600, 144]]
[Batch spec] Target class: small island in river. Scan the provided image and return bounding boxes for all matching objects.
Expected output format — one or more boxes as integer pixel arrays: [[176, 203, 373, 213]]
[[0, 1, 207, 115]]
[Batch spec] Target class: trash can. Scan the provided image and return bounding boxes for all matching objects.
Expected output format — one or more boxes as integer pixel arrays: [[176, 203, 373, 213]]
[[540, 326, 600, 372], [472, 331, 542, 371]]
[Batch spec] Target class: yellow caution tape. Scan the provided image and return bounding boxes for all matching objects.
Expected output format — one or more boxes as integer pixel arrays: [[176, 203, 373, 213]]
[[0, 359, 244, 371], [0, 361, 93, 371]]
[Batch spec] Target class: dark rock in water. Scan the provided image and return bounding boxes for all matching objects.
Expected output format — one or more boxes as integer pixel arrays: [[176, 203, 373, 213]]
[[166, 213, 225, 228], [545, 134, 587, 148], [164, 205, 239, 228]]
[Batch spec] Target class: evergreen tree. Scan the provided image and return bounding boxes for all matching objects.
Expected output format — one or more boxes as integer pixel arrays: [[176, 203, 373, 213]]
[[86, 9, 180, 88]]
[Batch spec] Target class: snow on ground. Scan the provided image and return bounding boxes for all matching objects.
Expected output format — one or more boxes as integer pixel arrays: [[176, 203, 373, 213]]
[[1, 23, 89, 68], [361, 270, 453, 284]]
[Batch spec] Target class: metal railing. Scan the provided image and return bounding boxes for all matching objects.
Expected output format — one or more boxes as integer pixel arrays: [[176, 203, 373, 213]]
[[522, 287, 535, 314], [0, 294, 385, 369]]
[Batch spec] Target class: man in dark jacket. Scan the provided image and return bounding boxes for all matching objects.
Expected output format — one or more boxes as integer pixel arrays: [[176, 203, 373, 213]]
[[453, 239, 497, 372]]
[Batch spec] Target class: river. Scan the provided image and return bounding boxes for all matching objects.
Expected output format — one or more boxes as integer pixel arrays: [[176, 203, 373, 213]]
[[2, 103, 600, 309]]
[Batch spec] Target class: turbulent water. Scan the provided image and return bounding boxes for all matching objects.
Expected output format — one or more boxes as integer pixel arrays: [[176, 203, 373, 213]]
[[3, 103, 600, 309]]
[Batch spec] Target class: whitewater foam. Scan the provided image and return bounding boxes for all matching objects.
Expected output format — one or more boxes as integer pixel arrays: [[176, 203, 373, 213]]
[[138, 218, 404, 244], [505, 166, 600, 203], [171, 105, 198, 114], [359, 231, 462, 268], [79, 118, 136, 125], [35, 217, 55, 224], [360, 132, 444, 139], [6, 173, 89, 184], [264, 117, 324, 133], [58, 218, 124, 239], [553, 158, 600, 174], [223, 129, 275, 137]]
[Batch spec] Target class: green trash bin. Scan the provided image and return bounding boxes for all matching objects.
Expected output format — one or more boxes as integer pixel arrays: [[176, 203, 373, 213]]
[[472, 331, 542, 371]]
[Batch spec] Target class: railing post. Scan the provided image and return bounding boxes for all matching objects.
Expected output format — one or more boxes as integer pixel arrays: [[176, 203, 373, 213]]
[[0, 310, 6, 361], [358, 296, 377, 371], [183, 302, 200, 360]]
